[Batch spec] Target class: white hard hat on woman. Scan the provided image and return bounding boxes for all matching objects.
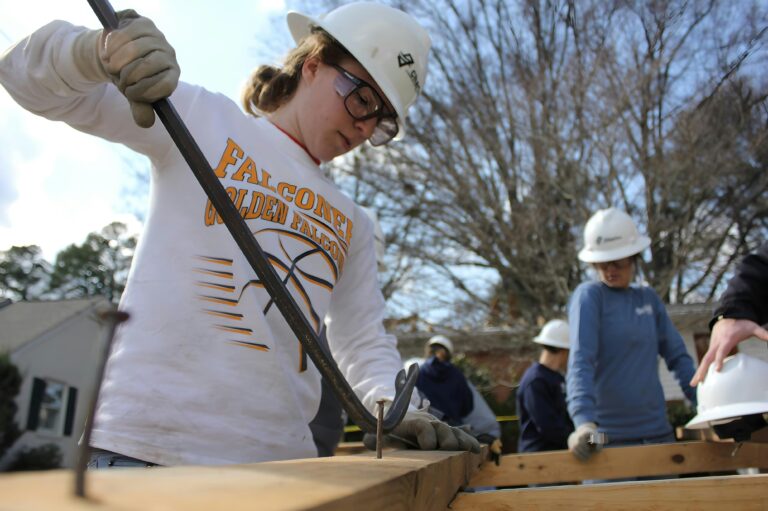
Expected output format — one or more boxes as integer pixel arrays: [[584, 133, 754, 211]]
[[578, 207, 651, 263], [287, 2, 431, 140]]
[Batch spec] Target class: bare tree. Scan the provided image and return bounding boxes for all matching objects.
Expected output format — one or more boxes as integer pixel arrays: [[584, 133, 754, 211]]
[[332, 0, 613, 326], [590, 0, 768, 301], [295, 0, 767, 327]]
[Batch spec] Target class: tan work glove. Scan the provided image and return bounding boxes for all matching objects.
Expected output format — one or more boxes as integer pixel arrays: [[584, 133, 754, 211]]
[[71, 10, 180, 128], [567, 422, 601, 461], [489, 438, 503, 465], [476, 433, 503, 465], [363, 409, 481, 453]]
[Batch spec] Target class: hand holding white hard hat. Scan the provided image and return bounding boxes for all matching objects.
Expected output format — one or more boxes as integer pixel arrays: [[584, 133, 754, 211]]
[[691, 318, 768, 386], [686, 353, 768, 429]]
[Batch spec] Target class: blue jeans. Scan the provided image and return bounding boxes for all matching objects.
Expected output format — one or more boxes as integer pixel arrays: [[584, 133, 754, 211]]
[[87, 448, 159, 469]]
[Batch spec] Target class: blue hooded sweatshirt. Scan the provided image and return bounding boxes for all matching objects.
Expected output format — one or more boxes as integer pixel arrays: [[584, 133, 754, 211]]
[[417, 356, 474, 425]]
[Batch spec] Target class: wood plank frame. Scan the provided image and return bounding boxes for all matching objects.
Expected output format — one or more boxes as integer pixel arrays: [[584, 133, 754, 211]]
[[0, 449, 485, 511], [452, 473, 768, 511], [469, 441, 768, 487]]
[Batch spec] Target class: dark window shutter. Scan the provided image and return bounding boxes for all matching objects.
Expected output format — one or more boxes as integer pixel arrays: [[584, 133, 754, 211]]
[[26, 377, 47, 431], [63, 387, 78, 436]]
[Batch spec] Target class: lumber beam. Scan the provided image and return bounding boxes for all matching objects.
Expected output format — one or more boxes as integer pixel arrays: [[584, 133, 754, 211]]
[[333, 442, 368, 456], [452, 473, 768, 511], [469, 441, 768, 487], [0, 449, 484, 511]]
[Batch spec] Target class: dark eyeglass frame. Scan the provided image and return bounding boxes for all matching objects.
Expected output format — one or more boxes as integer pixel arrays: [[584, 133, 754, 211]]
[[593, 257, 634, 271], [331, 64, 399, 146]]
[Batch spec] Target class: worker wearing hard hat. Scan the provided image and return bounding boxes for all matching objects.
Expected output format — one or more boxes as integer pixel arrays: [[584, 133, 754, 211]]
[[516, 320, 574, 453], [417, 335, 475, 425], [415, 335, 503, 463], [566, 208, 697, 461]]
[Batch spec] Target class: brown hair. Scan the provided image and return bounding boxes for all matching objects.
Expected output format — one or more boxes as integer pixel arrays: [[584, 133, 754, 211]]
[[241, 28, 353, 116]]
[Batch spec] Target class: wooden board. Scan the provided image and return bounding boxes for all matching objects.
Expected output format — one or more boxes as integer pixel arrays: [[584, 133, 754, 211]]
[[333, 442, 368, 456], [452, 473, 768, 511], [0, 450, 484, 511], [469, 441, 768, 487]]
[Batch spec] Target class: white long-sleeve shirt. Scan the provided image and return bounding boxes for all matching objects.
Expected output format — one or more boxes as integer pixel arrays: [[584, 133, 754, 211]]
[[0, 20, 410, 465]]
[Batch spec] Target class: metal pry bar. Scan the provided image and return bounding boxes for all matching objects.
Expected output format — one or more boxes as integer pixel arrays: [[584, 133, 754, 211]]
[[85, 0, 418, 435]]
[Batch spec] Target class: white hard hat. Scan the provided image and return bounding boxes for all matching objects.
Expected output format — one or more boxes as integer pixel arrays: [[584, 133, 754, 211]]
[[360, 207, 386, 271], [427, 335, 453, 354], [286, 2, 431, 140], [685, 353, 768, 429], [533, 319, 570, 350], [578, 208, 651, 263]]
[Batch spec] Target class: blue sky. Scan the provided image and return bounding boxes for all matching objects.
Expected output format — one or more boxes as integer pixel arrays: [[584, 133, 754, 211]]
[[0, 0, 294, 259]]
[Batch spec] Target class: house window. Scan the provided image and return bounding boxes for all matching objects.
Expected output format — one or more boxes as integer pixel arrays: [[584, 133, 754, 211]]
[[38, 380, 65, 433], [26, 377, 79, 436]]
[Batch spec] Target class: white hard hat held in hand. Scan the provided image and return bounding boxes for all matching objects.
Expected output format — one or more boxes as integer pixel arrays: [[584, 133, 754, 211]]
[[286, 2, 431, 141], [578, 208, 651, 263], [685, 353, 768, 429], [533, 319, 570, 350]]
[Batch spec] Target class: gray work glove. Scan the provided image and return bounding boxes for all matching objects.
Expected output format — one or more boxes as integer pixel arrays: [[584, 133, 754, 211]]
[[363, 409, 481, 453], [567, 422, 601, 462], [72, 10, 180, 128]]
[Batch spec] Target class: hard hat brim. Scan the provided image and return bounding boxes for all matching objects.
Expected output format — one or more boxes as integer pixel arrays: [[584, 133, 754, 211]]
[[578, 235, 651, 263], [533, 336, 570, 350], [286, 10, 408, 141], [685, 400, 768, 429]]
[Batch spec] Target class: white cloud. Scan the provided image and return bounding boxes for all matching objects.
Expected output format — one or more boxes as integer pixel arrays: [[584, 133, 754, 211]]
[[0, 0, 288, 260]]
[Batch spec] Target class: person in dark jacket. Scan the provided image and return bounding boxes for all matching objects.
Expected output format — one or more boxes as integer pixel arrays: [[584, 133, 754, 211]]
[[516, 320, 574, 452], [417, 335, 474, 426], [691, 242, 768, 386]]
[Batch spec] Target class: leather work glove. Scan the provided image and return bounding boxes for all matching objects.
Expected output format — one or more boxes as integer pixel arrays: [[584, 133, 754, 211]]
[[567, 422, 601, 462], [363, 409, 481, 454], [489, 438, 503, 465], [72, 10, 180, 128], [476, 433, 503, 465]]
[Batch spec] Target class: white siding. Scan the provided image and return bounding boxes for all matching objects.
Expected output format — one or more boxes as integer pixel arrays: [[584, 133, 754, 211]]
[[5, 303, 106, 469]]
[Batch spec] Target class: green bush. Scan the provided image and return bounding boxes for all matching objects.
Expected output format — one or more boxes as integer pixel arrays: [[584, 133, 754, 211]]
[[667, 400, 696, 428], [6, 443, 62, 471], [0, 352, 22, 460]]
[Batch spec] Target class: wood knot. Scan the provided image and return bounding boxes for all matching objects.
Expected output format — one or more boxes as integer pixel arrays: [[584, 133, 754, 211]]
[[671, 454, 685, 464]]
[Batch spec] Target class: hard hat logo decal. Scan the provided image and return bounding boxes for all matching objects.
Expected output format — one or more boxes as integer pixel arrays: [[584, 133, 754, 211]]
[[595, 235, 621, 245], [398, 52, 415, 67], [398, 51, 422, 95]]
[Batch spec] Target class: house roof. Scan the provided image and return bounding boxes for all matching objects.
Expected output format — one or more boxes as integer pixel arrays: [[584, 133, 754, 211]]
[[0, 298, 107, 353]]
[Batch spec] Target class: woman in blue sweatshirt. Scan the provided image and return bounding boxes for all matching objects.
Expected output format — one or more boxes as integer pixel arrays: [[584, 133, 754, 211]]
[[566, 208, 697, 461]]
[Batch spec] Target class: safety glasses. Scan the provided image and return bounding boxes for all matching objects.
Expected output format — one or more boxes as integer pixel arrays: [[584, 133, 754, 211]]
[[593, 257, 633, 271], [331, 64, 398, 146]]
